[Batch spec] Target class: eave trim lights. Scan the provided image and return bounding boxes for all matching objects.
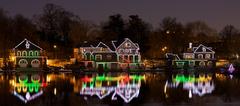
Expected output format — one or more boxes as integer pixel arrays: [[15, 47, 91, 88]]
[[13, 38, 43, 50]]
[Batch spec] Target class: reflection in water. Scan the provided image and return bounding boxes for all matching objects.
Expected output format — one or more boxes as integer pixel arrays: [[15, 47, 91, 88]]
[[165, 74, 215, 98], [1, 71, 240, 105], [79, 74, 145, 103], [9, 74, 47, 103]]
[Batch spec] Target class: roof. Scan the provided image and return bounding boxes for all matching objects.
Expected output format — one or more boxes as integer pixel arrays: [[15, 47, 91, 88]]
[[116, 38, 139, 50], [13, 38, 43, 50], [193, 44, 215, 53], [76, 38, 139, 52]]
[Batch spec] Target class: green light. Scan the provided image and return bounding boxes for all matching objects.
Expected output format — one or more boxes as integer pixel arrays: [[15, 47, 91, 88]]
[[96, 75, 106, 81]]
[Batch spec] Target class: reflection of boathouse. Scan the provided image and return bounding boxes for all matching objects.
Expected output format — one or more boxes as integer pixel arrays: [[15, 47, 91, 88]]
[[167, 43, 216, 68], [165, 74, 214, 98], [12, 39, 47, 68], [79, 74, 145, 103], [9, 74, 47, 103]]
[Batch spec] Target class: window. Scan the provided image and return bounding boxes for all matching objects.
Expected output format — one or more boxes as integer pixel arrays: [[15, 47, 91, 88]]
[[35, 51, 39, 56], [95, 55, 102, 61], [189, 61, 195, 67], [125, 49, 129, 53], [207, 61, 213, 67], [124, 55, 128, 62], [29, 51, 33, 56], [129, 55, 133, 62], [119, 49, 124, 53], [18, 59, 28, 67], [22, 51, 27, 56], [125, 42, 131, 47], [135, 55, 139, 62], [198, 54, 203, 59], [202, 47, 206, 52], [107, 55, 112, 60], [199, 61, 205, 67], [205, 54, 211, 59], [119, 55, 123, 62], [17, 51, 21, 56], [31, 59, 40, 68]]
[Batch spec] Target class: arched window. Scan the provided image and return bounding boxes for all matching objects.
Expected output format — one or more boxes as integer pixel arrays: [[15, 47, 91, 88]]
[[22, 51, 27, 56], [198, 54, 203, 59], [35, 51, 39, 56], [17, 51, 21, 56], [29, 51, 33, 56], [31, 59, 40, 68], [205, 54, 211, 59], [207, 61, 213, 67], [18, 59, 28, 67], [199, 61, 205, 67]]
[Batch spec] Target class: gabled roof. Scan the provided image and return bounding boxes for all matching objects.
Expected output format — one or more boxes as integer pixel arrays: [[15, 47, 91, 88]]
[[13, 38, 43, 50], [116, 38, 139, 50], [96, 42, 113, 52], [193, 44, 215, 53]]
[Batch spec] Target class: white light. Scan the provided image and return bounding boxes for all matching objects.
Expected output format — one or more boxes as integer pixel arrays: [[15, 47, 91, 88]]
[[189, 89, 192, 98], [54, 88, 57, 95], [25, 92, 30, 100], [25, 41, 30, 49]]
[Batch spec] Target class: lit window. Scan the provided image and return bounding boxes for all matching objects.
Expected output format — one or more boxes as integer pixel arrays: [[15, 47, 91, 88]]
[[199, 61, 205, 67], [202, 47, 206, 52], [125, 42, 131, 47], [205, 54, 211, 59], [17, 51, 21, 56], [198, 54, 203, 59], [22, 51, 27, 56], [95, 55, 102, 61]]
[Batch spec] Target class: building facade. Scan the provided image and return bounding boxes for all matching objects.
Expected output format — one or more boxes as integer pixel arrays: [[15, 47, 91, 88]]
[[73, 38, 141, 70], [172, 43, 215, 68], [12, 39, 47, 68]]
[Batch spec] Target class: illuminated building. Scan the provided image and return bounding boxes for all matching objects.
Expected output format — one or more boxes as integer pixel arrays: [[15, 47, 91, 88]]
[[12, 39, 47, 68], [79, 74, 145, 103], [9, 74, 48, 103], [168, 43, 215, 68], [73, 38, 142, 70]]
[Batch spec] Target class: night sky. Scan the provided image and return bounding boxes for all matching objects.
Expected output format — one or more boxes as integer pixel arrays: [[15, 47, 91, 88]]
[[1, 0, 240, 31]]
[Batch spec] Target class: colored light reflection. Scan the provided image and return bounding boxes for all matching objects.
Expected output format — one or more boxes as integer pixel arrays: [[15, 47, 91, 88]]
[[174, 74, 212, 83], [81, 74, 145, 82], [10, 74, 48, 103], [80, 74, 145, 103], [165, 74, 214, 98]]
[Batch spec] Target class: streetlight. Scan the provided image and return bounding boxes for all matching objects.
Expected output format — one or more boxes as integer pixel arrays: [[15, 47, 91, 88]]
[[53, 45, 57, 49], [162, 46, 167, 52]]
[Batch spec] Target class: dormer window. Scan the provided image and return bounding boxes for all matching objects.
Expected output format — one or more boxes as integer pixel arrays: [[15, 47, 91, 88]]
[[125, 42, 131, 47], [202, 47, 206, 52]]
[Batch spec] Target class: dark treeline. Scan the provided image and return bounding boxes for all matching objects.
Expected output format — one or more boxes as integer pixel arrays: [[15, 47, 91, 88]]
[[0, 3, 240, 60]]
